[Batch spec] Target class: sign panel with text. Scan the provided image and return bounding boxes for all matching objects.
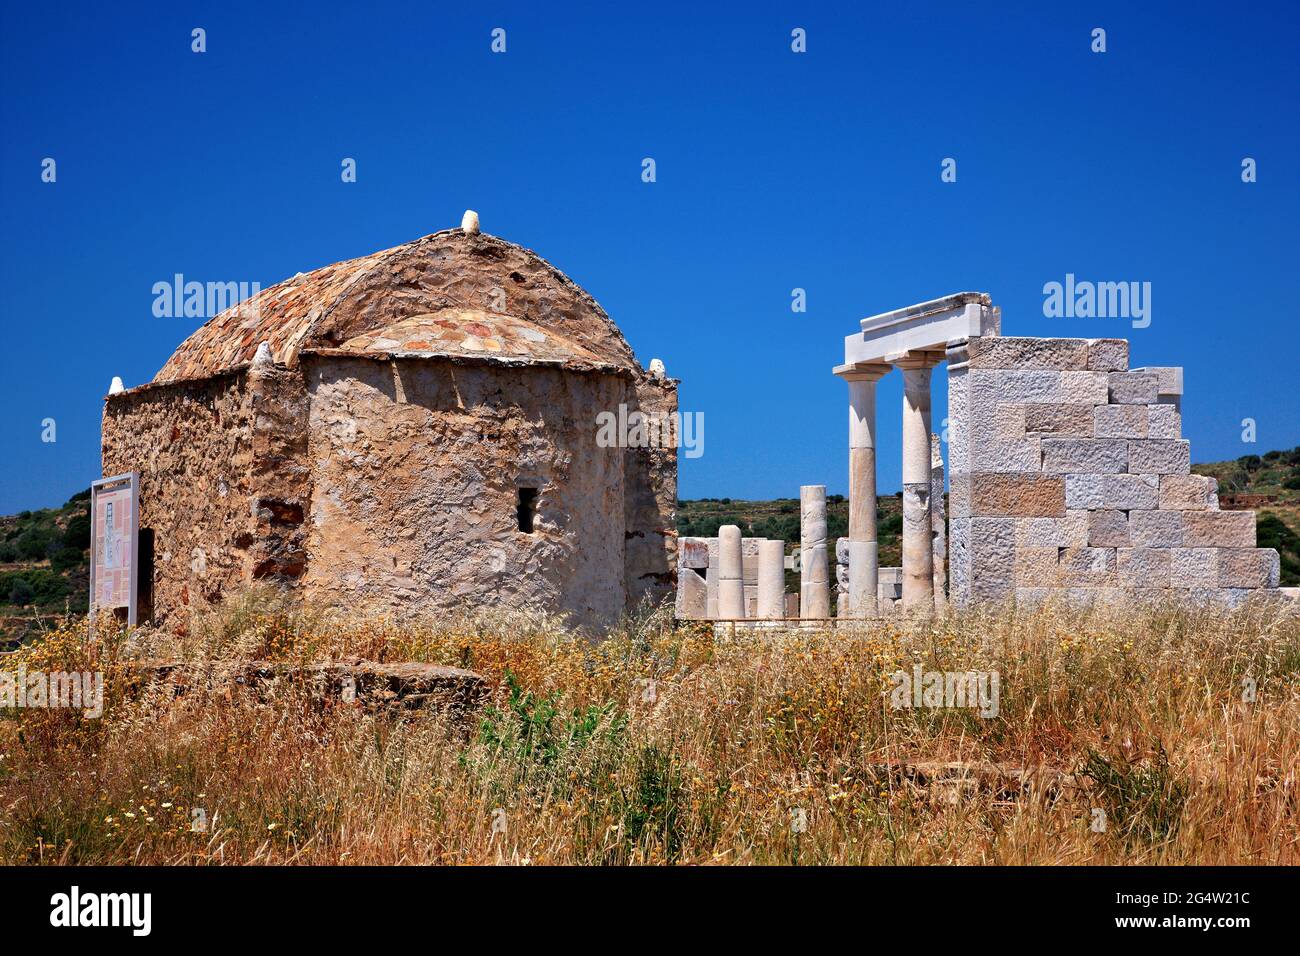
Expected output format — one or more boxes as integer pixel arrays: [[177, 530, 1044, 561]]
[[89, 472, 138, 626]]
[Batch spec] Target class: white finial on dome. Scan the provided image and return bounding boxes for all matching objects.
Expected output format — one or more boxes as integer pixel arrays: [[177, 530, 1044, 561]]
[[649, 358, 666, 379], [108, 376, 125, 395], [252, 341, 273, 367], [461, 209, 481, 235]]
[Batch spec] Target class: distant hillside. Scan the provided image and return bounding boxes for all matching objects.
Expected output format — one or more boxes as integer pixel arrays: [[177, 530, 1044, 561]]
[[0, 490, 91, 644], [1191, 447, 1300, 502]]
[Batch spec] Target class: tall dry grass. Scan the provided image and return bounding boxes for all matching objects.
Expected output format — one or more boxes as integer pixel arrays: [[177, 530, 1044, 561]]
[[1, 589, 1297, 864]]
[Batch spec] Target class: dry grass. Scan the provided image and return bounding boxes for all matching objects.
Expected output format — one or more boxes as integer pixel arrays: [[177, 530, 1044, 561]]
[[1, 589, 1298, 865]]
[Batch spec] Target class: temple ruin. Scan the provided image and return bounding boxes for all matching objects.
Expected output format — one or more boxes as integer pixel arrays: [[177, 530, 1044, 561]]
[[677, 292, 1287, 621], [102, 215, 677, 631]]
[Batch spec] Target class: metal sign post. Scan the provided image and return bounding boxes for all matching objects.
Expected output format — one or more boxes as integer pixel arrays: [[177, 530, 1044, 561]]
[[89, 472, 139, 629]]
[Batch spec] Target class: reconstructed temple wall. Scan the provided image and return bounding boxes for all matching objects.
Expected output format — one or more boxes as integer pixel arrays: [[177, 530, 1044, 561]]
[[947, 335, 1280, 607], [301, 356, 633, 630], [101, 371, 260, 625]]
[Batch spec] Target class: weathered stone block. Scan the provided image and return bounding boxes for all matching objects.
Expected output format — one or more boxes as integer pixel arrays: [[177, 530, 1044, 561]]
[[994, 403, 1027, 439], [1016, 517, 1059, 548], [971, 473, 1066, 517], [1116, 548, 1171, 588], [1147, 404, 1181, 439], [1183, 511, 1255, 548], [1186, 588, 1249, 609], [971, 435, 1042, 473], [1059, 510, 1090, 547], [1132, 366, 1184, 397], [982, 369, 1062, 402], [1059, 371, 1110, 405], [1127, 440, 1190, 475], [1041, 438, 1128, 474], [1060, 546, 1117, 587], [1093, 404, 1148, 439], [1108, 372, 1159, 405], [1087, 339, 1129, 372], [1015, 587, 1053, 607], [1170, 548, 1216, 588], [1016, 546, 1061, 586], [1065, 474, 1104, 509], [969, 336, 1089, 370], [949, 473, 971, 517], [675, 568, 708, 618], [678, 537, 710, 569], [1102, 473, 1159, 510], [969, 517, 1015, 602], [1159, 474, 1213, 510], [1088, 510, 1129, 547], [1025, 403, 1093, 436], [1128, 510, 1184, 548], [1218, 548, 1280, 589]]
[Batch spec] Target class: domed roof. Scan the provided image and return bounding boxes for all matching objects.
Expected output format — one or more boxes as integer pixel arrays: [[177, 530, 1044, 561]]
[[154, 226, 642, 383]]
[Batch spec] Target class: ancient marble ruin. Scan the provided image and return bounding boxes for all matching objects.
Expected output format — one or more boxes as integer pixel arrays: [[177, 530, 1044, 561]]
[[102, 215, 676, 631], [677, 292, 1287, 622]]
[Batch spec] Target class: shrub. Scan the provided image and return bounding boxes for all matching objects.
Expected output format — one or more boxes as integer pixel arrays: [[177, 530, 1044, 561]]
[[16, 528, 56, 561], [7, 577, 34, 606], [50, 547, 85, 573], [62, 511, 91, 550], [0, 569, 70, 605]]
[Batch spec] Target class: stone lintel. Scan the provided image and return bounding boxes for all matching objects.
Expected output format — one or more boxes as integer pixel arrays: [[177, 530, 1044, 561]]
[[846, 293, 996, 366]]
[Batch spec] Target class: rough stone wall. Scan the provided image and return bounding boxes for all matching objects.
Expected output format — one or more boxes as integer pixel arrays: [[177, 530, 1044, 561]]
[[623, 375, 678, 611], [101, 372, 258, 627], [301, 356, 631, 631], [947, 335, 1280, 607], [245, 363, 313, 583]]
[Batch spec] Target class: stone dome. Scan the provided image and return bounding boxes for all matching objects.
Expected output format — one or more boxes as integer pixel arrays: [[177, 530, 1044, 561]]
[[154, 227, 642, 383]]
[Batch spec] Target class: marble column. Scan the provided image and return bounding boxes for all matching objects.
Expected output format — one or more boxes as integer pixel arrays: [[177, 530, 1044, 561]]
[[756, 539, 786, 619], [897, 355, 937, 612], [837, 364, 889, 616], [799, 485, 830, 618], [718, 525, 746, 619]]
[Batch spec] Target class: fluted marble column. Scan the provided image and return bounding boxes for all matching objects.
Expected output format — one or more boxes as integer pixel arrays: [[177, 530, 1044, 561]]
[[897, 354, 937, 612], [837, 363, 889, 616], [799, 485, 830, 618], [718, 524, 746, 619]]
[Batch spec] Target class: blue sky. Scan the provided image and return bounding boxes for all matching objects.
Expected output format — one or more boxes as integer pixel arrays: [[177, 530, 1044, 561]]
[[1, 1, 1297, 513]]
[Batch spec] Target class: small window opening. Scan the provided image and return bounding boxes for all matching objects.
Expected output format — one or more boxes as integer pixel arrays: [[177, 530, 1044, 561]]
[[516, 488, 538, 533], [137, 528, 155, 623]]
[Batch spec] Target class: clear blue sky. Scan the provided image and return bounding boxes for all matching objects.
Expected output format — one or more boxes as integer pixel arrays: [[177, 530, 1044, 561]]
[[2, 1, 1297, 514]]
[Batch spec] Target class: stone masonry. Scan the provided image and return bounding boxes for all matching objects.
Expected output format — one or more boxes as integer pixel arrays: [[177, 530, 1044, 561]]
[[946, 334, 1280, 607]]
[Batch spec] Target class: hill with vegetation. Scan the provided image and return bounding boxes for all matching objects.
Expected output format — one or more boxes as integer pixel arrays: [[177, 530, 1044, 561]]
[[0, 491, 90, 645]]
